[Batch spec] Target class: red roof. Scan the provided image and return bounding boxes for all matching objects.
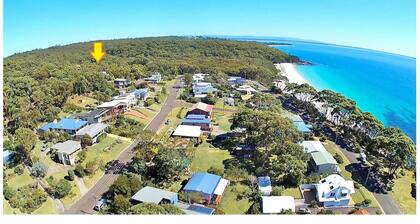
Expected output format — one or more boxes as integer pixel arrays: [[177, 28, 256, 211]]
[[352, 209, 369, 215], [194, 102, 213, 113]]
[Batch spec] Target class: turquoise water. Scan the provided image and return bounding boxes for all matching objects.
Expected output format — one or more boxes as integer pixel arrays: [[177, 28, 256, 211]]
[[274, 42, 416, 141]]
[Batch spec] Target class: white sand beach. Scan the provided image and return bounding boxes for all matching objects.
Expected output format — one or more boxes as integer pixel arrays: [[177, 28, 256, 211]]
[[275, 63, 308, 85]]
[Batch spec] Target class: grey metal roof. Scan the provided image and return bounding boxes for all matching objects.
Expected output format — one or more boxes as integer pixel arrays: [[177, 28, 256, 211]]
[[131, 186, 177, 204], [76, 123, 108, 137], [73, 108, 110, 119], [52, 140, 81, 155]]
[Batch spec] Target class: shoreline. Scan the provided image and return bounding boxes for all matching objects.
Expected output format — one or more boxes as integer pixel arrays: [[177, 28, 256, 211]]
[[274, 63, 308, 85]]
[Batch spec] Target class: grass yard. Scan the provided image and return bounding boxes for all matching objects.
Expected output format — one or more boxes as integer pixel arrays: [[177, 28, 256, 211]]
[[3, 200, 21, 215], [213, 111, 233, 132], [156, 106, 188, 140], [81, 136, 132, 188], [32, 198, 57, 214], [190, 142, 233, 172], [283, 187, 302, 199], [4, 168, 35, 189], [218, 183, 252, 214], [42, 170, 81, 209], [66, 95, 98, 108], [391, 170, 416, 214], [214, 99, 237, 111], [322, 140, 380, 208]]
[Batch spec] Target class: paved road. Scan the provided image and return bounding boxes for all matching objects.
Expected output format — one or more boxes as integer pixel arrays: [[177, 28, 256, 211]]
[[65, 78, 181, 214], [333, 143, 402, 214]]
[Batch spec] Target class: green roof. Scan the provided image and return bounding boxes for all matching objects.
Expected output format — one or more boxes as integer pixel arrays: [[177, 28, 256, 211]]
[[311, 151, 337, 165]]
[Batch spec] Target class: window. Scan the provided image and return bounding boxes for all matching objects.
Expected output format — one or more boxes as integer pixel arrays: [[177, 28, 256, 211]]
[[341, 193, 347, 197], [330, 193, 335, 197], [329, 185, 334, 190], [321, 179, 326, 183]]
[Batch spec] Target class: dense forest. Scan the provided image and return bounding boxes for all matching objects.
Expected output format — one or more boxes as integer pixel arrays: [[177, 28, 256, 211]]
[[3, 36, 298, 135]]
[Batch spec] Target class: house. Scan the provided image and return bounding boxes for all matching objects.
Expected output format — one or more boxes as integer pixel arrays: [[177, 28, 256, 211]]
[[300, 141, 327, 154], [114, 78, 131, 88], [75, 123, 108, 143], [227, 76, 246, 85], [3, 150, 14, 165], [193, 73, 208, 83], [175, 202, 215, 215], [232, 144, 255, 158], [72, 108, 110, 124], [181, 114, 212, 131], [129, 88, 149, 100], [236, 85, 258, 94], [315, 174, 355, 207], [183, 172, 229, 205], [39, 118, 88, 135], [145, 72, 162, 83], [309, 151, 340, 174], [224, 97, 235, 106], [273, 80, 287, 91], [97, 99, 129, 117], [261, 196, 295, 214], [131, 186, 178, 205], [258, 176, 272, 196], [189, 102, 213, 117], [193, 82, 217, 98], [172, 125, 202, 138], [52, 140, 82, 165]]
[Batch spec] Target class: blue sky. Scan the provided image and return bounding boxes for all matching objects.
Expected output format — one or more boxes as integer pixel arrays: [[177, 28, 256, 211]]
[[4, 0, 416, 57]]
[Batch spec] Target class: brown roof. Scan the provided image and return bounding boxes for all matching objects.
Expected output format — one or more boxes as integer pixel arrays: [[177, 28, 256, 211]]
[[352, 209, 369, 215]]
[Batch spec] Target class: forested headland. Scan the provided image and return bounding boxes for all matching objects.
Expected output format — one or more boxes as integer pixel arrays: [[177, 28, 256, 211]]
[[3, 36, 298, 135]]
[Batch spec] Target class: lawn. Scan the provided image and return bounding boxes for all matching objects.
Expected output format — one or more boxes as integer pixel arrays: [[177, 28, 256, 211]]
[[42, 170, 81, 209], [66, 95, 98, 108], [4, 168, 35, 189], [283, 187, 302, 199], [390, 170, 416, 214], [190, 142, 233, 172], [82, 136, 132, 188], [214, 99, 237, 111], [213, 111, 233, 132], [322, 140, 381, 208], [32, 198, 57, 214], [155, 106, 188, 140], [3, 200, 21, 215], [217, 183, 252, 214]]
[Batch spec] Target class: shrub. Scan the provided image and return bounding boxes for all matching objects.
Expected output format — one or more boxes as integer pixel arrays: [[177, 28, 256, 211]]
[[81, 134, 93, 148], [271, 186, 285, 196], [363, 199, 372, 205], [309, 200, 318, 208], [3, 184, 16, 200], [85, 161, 98, 175], [320, 137, 327, 142], [14, 166, 24, 175], [32, 162, 48, 178], [77, 150, 87, 163], [67, 170, 75, 181], [333, 153, 344, 164], [74, 164, 86, 177], [50, 179, 72, 199], [207, 166, 224, 176]]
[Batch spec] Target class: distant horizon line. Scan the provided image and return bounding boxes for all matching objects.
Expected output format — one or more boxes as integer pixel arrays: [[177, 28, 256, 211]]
[[4, 34, 416, 59]]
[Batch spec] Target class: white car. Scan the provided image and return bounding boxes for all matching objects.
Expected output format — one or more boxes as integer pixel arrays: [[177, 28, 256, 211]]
[[359, 152, 367, 163]]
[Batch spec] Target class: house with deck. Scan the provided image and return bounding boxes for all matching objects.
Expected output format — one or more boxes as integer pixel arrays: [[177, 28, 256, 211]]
[[188, 102, 213, 118], [181, 114, 212, 131], [183, 172, 229, 205], [72, 108, 110, 124], [192, 82, 217, 98], [131, 186, 178, 205], [236, 85, 258, 95], [145, 72, 162, 83], [129, 88, 149, 101], [75, 123, 108, 143], [52, 140, 81, 165], [39, 118, 88, 135], [315, 174, 355, 207], [114, 78, 131, 88], [172, 125, 202, 138]]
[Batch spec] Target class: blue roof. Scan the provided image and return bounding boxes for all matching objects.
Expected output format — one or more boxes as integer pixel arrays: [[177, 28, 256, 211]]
[[293, 121, 311, 133], [258, 176, 271, 187], [185, 114, 207, 120], [39, 118, 88, 131], [184, 172, 221, 195], [130, 88, 148, 96], [187, 204, 215, 215], [181, 118, 211, 124], [3, 150, 13, 163], [193, 86, 217, 94]]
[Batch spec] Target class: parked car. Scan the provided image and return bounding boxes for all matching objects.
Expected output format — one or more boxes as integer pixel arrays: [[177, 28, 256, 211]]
[[165, 119, 170, 125], [41, 143, 49, 152], [297, 207, 311, 214], [94, 198, 107, 211]]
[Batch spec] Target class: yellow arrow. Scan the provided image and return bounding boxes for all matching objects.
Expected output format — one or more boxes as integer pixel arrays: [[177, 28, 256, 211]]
[[91, 42, 106, 64]]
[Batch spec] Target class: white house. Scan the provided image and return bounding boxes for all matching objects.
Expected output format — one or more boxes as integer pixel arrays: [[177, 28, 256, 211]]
[[193, 73, 208, 83], [261, 196, 295, 214], [52, 140, 82, 165], [300, 141, 327, 154], [236, 85, 258, 94], [315, 174, 355, 207]]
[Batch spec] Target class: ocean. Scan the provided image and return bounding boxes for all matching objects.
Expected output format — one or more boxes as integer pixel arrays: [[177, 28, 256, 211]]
[[273, 41, 416, 141]]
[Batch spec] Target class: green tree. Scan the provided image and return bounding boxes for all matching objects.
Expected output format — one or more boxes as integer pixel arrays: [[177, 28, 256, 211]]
[[32, 162, 48, 177], [51, 179, 72, 198], [111, 194, 131, 214], [14, 128, 37, 164], [81, 134, 93, 148]]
